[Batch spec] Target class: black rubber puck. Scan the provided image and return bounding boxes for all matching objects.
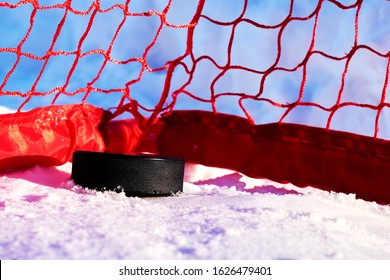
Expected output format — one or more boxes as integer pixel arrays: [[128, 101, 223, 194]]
[[71, 150, 185, 197]]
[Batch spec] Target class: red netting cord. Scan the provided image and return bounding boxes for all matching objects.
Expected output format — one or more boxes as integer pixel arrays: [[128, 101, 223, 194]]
[[2, 0, 388, 126], [1, 0, 390, 203], [375, 58, 390, 138]]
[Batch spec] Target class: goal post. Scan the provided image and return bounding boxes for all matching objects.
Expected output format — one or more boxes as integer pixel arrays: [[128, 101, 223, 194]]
[[1, 0, 390, 203]]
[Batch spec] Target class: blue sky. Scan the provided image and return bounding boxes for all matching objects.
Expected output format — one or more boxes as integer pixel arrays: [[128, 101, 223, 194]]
[[0, 0, 389, 137]]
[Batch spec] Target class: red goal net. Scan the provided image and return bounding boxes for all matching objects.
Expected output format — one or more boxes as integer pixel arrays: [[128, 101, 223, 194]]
[[1, 0, 390, 203]]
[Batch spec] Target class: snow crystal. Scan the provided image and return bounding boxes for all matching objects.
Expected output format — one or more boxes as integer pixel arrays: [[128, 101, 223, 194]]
[[1, 162, 390, 260]]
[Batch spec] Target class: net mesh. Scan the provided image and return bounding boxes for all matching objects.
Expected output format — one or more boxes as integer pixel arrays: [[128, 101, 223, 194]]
[[1, 0, 390, 138]]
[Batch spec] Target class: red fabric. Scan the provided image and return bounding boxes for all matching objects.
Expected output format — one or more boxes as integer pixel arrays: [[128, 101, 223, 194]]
[[0, 104, 110, 170], [2, 105, 390, 204], [0, 104, 153, 170], [157, 110, 390, 204], [104, 119, 143, 154]]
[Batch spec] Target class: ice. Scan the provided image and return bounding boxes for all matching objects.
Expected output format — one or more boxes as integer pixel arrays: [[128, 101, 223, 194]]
[[1, 0, 390, 260], [1, 162, 390, 259]]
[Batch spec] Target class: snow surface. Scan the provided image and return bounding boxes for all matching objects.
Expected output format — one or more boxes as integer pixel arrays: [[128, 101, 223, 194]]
[[1, 162, 390, 260], [1, 1, 390, 260]]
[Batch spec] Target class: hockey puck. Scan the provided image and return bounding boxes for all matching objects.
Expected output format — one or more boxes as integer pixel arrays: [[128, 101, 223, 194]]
[[71, 150, 185, 197]]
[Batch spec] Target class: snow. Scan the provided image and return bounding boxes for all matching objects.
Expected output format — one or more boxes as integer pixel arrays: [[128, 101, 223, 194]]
[[1, 0, 390, 261], [1, 162, 390, 260]]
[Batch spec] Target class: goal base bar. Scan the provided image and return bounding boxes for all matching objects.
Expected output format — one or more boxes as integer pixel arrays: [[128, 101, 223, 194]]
[[158, 110, 390, 204]]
